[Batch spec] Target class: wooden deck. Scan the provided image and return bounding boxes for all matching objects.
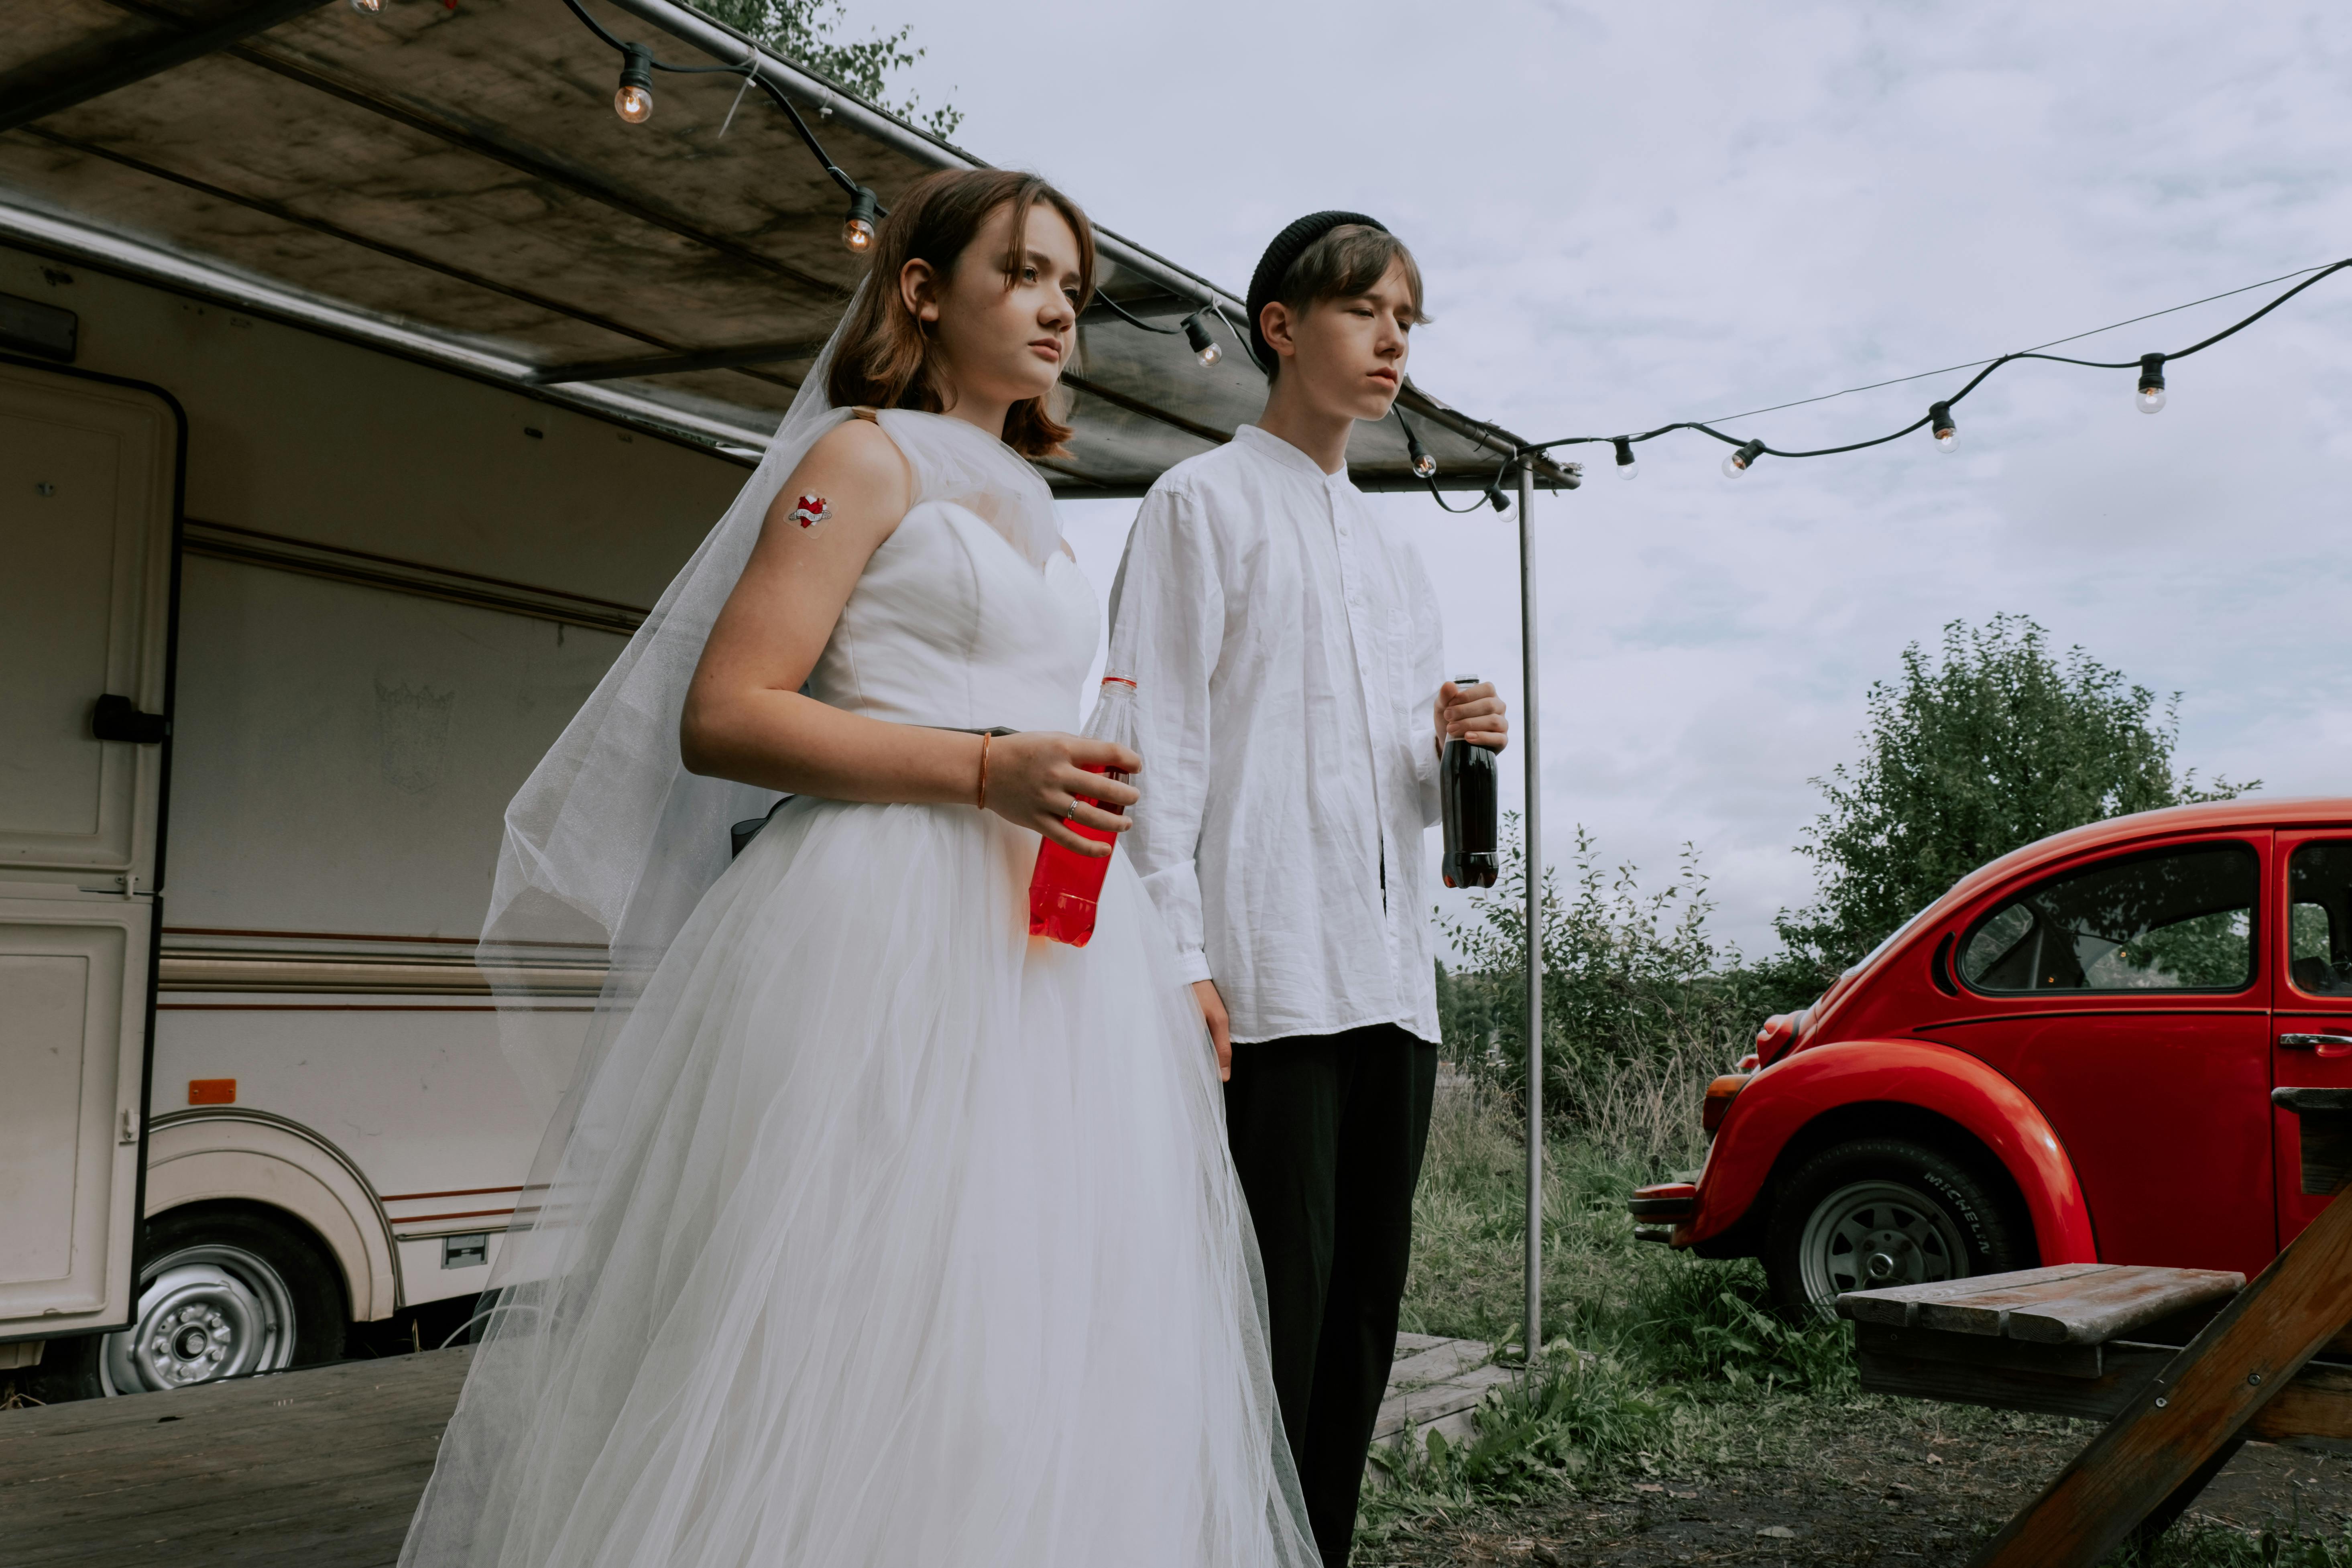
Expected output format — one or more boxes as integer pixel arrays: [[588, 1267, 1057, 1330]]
[[0, 1334, 1502, 1566]]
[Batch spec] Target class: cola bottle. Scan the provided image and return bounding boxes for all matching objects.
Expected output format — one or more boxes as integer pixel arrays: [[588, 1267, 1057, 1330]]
[[1441, 674, 1498, 889], [1027, 674, 1140, 947]]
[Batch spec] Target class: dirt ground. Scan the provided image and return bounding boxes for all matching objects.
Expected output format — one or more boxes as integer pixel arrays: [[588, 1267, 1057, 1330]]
[[1371, 1400, 2352, 1565]]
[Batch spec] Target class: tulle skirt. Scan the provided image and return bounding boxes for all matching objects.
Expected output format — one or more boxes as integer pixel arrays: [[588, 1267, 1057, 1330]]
[[399, 798, 1317, 1568]]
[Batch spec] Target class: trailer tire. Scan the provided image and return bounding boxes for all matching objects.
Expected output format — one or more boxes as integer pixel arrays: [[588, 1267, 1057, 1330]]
[[98, 1204, 347, 1396], [1764, 1137, 2028, 1321]]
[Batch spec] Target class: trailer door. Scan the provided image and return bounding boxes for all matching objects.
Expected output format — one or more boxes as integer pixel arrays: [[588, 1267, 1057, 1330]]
[[0, 361, 177, 1346]]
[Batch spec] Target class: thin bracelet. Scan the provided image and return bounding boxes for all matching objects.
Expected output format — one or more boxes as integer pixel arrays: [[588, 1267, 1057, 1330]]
[[975, 732, 991, 810]]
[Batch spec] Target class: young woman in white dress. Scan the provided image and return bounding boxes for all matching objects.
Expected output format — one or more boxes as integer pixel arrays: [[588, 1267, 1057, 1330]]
[[397, 169, 1317, 1568]]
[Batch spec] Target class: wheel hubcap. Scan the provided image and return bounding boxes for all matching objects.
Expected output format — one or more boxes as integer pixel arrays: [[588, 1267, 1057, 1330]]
[[100, 1244, 297, 1395], [1797, 1179, 1969, 1314]]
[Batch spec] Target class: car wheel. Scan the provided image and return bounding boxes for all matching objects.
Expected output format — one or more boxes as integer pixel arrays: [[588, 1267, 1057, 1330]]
[[98, 1205, 346, 1396], [1765, 1137, 2029, 1320]]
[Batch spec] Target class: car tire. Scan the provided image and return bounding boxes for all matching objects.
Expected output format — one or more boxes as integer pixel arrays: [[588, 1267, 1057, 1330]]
[[97, 1204, 347, 1396], [1765, 1137, 2030, 1320]]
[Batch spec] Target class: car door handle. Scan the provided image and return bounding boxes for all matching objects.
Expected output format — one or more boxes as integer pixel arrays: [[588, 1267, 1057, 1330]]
[[2280, 1033, 2352, 1057]]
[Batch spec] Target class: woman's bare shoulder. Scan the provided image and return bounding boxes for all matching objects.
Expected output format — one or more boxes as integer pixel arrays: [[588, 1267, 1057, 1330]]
[[803, 417, 910, 485], [770, 417, 914, 527]]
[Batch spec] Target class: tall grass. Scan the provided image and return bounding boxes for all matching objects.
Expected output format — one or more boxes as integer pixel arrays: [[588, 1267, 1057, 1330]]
[[1437, 822, 1823, 1166], [1362, 1088, 1855, 1544]]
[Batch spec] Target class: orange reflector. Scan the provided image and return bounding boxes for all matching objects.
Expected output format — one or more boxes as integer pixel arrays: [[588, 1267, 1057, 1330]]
[[1701, 1072, 1751, 1135], [188, 1078, 236, 1105]]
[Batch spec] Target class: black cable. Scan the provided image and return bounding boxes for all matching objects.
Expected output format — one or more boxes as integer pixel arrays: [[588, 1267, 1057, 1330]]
[[1091, 293, 1185, 333], [559, 0, 752, 76], [747, 75, 867, 203], [1523, 257, 2352, 467]]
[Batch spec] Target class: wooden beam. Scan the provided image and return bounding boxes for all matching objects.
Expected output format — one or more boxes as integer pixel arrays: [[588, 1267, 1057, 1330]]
[[0, 0, 335, 135], [1970, 1184, 2352, 1566]]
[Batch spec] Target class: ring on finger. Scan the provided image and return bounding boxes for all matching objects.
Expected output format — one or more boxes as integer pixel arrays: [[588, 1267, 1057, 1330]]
[[1062, 799, 1079, 823]]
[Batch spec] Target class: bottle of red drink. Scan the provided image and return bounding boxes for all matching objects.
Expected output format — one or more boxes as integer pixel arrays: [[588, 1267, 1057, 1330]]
[[1028, 674, 1139, 947]]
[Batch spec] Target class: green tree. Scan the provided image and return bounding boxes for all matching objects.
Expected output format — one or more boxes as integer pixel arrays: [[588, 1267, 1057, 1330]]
[[694, 0, 961, 138], [1774, 613, 2252, 976]]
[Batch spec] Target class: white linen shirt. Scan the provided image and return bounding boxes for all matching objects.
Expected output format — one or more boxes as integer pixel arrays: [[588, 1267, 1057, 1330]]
[[1106, 423, 1447, 1045]]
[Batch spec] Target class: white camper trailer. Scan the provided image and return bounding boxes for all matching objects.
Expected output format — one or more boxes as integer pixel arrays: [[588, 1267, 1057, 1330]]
[[0, 0, 1568, 1401], [1, 254, 745, 1397]]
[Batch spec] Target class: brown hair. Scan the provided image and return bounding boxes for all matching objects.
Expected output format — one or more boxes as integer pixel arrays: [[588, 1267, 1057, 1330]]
[[827, 169, 1096, 457], [1267, 225, 1428, 381]]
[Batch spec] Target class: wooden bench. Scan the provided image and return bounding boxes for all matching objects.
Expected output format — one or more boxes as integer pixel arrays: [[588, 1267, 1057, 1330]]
[[1830, 1086, 2352, 1565]]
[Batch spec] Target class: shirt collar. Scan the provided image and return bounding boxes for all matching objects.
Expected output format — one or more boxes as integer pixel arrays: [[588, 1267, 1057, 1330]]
[[1233, 423, 1351, 491]]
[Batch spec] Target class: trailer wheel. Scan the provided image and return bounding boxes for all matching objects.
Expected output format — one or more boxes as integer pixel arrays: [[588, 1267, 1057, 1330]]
[[99, 1204, 346, 1395], [1764, 1137, 2028, 1321]]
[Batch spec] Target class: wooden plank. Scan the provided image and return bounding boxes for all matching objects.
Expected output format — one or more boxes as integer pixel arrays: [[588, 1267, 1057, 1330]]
[[2249, 1357, 2352, 1446], [1970, 1182, 2352, 1568], [1837, 1263, 2118, 1330], [0, 1352, 469, 1568], [1372, 1362, 1515, 1442], [1387, 1338, 1494, 1389], [1925, 1267, 2244, 1346], [1856, 1322, 2105, 1379], [1858, 1340, 2172, 1422]]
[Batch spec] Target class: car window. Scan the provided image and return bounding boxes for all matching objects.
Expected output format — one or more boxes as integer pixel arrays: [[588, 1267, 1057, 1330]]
[[2287, 840, 2352, 997], [1959, 842, 2258, 994]]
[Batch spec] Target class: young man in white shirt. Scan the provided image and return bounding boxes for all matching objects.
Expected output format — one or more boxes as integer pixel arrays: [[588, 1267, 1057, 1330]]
[[1106, 212, 1508, 1566]]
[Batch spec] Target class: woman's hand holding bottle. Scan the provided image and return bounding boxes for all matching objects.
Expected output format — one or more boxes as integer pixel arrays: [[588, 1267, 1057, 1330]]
[[985, 732, 1139, 856]]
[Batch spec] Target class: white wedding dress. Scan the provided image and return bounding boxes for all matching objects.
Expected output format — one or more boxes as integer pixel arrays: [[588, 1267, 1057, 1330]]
[[399, 409, 1316, 1568]]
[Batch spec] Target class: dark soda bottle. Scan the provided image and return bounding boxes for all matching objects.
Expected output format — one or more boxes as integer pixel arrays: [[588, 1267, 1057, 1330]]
[[1440, 673, 1498, 889], [1028, 674, 1140, 947]]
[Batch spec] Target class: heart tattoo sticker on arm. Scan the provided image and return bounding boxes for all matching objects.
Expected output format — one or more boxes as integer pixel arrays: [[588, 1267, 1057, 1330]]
[[789, 494, 832, 531]]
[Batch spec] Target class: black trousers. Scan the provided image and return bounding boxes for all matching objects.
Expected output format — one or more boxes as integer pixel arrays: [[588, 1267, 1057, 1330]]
[[1224, 1023, 1439, 1567]]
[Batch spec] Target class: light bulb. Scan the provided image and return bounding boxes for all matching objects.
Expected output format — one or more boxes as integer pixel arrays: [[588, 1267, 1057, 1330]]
[[2136, 352, 2166, 415], [1929, 401, 1957, 452], [613, 46, 654, 124], [1612, 436, 1638, 480], [1181, 311, 1221, 368], [843, 187, 880, 254], [2137, 384, 2167, 415], [349, 0, 381, 12], [1721, 438, 1764, 478], [1403, 428, 1437, 479]]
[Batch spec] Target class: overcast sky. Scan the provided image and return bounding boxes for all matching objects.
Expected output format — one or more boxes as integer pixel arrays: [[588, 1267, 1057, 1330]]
[[875, 0, 2352, 956]]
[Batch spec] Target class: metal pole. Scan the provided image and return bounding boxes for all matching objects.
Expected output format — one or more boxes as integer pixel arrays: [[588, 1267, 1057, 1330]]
[[1517, 453, 1543, 1361]]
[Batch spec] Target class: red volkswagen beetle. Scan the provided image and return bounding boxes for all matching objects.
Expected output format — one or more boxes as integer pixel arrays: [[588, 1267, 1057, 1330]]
[[1632, 799, 2352, 1315]]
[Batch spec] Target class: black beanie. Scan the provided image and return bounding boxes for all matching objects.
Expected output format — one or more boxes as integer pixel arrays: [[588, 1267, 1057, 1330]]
[[1244, 210, 1389, 376]]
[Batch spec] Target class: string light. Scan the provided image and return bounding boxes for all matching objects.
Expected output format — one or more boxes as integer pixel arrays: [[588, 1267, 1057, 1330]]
[[842, 186, 879, 254], [1090, 294, 1229, 373], [1612, 436, 1638, 480], [613, 45, 654, 124], [1510, 258, 2350, 495], [1182, 311, 1222, 368]]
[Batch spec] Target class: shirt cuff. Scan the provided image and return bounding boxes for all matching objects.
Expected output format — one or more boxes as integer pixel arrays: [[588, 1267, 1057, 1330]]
[[1170, 946, 1215, 986]]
